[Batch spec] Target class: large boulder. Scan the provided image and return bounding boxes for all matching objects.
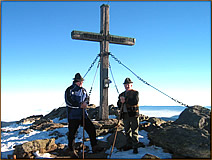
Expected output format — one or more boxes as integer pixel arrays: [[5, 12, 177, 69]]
[[139, 116, 166, 132], [87, 104, 119, 120], [107, 131, 127, 149], [139, 114, 150, 121], [148, 106, 211, 158], [30, 119, 64, 131], [98, 119, 119, 129], [148, 123, 210, 158], [19, 128, 33, 135], [175, 105, 210, 132], [109, 104, 119, 117], [93, 119, 124, 136], [43, 107, 67, 121], [87, 106, 99, 119], [13, 138, 57, 158]]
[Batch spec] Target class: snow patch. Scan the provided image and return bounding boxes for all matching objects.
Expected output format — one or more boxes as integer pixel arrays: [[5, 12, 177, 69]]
[[34, 151, 53, 159]]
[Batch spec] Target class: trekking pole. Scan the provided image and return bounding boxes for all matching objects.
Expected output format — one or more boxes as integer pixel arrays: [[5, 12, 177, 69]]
[[109, 103, 124, 158], [82, 108, 85, 159]]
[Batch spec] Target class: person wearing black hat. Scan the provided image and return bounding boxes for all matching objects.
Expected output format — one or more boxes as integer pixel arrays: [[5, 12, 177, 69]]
[[65, 73, 102, 158], [117, 78, 140, 154]]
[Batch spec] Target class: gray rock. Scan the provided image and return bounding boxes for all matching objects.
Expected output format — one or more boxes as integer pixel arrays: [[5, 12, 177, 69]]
[[139, 114, 150, 121], [109, 104, 119, 117], [87, 107, 99, 119], [43, 107, 67, 121], [148, 106, 211, 158], [175, 105, 211, 132], [16, 115, 43, 124], [13, 138, 57, 158], [30, 119, 64, 131], [33, 118, 53, 125], [93, 119, 124, 136], [148, 123, 210, 158], [107, 131, 127, 149], [97, 140, 111, 149], [98, 119, 119, 129], [139, 117, 166, 132], [88, 104, 119, 120], [148, 117, 166, 126], [19, 128, 33, 135]]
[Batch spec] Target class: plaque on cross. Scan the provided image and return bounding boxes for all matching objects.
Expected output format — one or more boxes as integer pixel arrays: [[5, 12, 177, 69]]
[[71, 4, 135, 120]]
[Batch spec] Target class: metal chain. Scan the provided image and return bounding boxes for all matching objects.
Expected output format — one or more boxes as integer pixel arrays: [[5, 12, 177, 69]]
[[88, 58, 101, 97], [109, 52, 189, 108], [83, 54, 100, 78], [109, 63, 120, 95]]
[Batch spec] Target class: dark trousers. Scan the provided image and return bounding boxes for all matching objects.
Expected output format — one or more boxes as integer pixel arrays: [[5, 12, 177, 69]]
[[123, 113, 139, 148], [68, 117, 97, 151]]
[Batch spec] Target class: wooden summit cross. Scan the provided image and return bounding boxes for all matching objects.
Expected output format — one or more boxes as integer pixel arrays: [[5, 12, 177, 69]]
[[71, 4, 135, 120]]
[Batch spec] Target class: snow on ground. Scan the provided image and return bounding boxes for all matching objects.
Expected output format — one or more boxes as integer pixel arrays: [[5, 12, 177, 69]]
[[107, 145, 172, 159], [34, 151, 54, 159], [1, 120, 172, 159], [105, 130, 172, 159]]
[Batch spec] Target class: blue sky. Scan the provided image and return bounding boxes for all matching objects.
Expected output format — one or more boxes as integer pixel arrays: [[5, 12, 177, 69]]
[[1, 1, 211, 121]]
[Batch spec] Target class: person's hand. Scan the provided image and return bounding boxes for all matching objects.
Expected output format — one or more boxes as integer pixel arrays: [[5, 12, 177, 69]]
[[81, 102, 87, 109], [116, 121, 121, 128], [120, 96, 125, 104]]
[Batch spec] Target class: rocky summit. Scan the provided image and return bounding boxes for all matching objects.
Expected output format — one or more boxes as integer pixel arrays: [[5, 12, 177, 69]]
[[4, 105, 211, 159]]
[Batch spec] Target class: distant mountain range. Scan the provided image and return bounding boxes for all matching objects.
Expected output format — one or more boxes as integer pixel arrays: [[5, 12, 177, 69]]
[[159, 115, 179, 121]]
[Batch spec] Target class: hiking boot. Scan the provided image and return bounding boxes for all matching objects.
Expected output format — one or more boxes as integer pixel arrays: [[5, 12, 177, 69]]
[[70, 150, 79, 158], [92, 145, 105, 153], [133, 148, 138, 154]]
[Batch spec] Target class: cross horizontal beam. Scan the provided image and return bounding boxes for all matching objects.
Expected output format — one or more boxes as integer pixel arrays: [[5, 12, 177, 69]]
[[71, 30, 135, 46]]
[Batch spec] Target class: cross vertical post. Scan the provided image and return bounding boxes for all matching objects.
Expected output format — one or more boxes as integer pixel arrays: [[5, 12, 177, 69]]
[[71, 4, 136, 120], [99, 4, 109, 120]]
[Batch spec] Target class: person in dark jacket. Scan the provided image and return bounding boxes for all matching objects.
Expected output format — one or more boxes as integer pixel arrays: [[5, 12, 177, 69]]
[[117, 78, 140, 154], [65, 73, 102, 158]]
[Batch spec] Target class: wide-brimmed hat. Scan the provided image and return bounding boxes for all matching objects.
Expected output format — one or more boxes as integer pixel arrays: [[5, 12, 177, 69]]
[[73, 73, 84, 82], [123, 78, 133, 84]]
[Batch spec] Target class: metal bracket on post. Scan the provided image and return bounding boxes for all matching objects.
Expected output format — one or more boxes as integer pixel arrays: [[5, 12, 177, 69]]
[[104, 78, 111, 88]]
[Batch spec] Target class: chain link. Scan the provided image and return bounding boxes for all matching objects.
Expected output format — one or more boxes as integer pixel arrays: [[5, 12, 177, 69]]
[[109, 63, 119, 95], [88, 56, 101, 97], [109, 52, 189, 108]]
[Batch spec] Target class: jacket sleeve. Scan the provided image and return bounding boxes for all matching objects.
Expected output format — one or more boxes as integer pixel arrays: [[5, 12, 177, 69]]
[[65, 87, 80, 107], [82, 88, 89, 105], [117, 95, 121, 109], [117, 92, 125, 109], [65, 87, 72, 106]]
